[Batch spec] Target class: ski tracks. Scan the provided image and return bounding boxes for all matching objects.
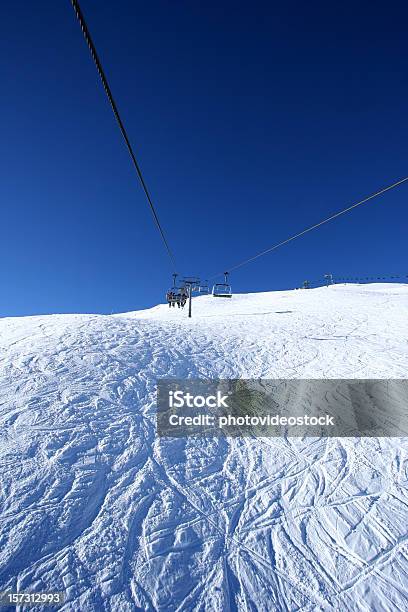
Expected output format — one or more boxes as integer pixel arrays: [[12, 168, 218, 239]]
[[1, 286, 408, 609]]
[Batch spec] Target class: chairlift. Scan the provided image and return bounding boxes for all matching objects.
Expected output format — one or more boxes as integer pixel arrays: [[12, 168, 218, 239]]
[[166, 274, 188, 308], [198, 280, 210, 294], [212, 272, 232, 298]]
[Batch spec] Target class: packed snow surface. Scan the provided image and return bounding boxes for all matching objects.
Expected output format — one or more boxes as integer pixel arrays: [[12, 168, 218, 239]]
[[1, 284, 408, 611]]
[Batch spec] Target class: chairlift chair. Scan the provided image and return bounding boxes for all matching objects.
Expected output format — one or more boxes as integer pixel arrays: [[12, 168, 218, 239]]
[[166, 274, 188, 308], [212, 272, 232, 298], [198, 280, 210, 294]]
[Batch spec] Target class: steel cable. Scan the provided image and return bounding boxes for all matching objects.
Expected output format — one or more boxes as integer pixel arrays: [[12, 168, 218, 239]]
[[209, 175, 408, 279], [70, 0, 176, 270]]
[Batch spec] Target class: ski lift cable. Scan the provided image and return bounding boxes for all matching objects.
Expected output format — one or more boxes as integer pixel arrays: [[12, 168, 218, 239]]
[[70, 0, 177, 271], [209, 175, 408, 280]]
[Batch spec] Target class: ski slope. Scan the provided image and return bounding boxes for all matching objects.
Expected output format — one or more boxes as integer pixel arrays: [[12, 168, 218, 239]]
[[1, 284, 408, 611]]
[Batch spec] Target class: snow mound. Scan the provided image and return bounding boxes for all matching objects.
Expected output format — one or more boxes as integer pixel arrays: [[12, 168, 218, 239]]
[[1, 284, 408, 610]]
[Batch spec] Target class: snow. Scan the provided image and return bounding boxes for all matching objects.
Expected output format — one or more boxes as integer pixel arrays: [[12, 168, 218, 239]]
[[1, 283, 408, 610]]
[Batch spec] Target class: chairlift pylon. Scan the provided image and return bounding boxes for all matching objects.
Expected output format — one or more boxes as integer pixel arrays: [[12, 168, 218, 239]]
[[212, 272, 232, 298], [182, 277, 201, 294]]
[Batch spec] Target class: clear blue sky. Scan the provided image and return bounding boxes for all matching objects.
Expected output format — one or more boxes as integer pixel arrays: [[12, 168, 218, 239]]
[[1, 1, 407, 316]]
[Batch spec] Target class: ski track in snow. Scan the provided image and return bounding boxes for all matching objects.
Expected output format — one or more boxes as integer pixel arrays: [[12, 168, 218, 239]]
[[1, 284, 408, 611]]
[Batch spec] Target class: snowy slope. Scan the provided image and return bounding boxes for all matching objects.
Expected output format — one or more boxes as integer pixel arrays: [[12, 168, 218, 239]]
[[1, 284, 408, 611]]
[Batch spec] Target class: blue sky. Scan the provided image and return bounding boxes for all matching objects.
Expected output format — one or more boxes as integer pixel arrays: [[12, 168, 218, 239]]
[[1, 0, 407, 316]]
